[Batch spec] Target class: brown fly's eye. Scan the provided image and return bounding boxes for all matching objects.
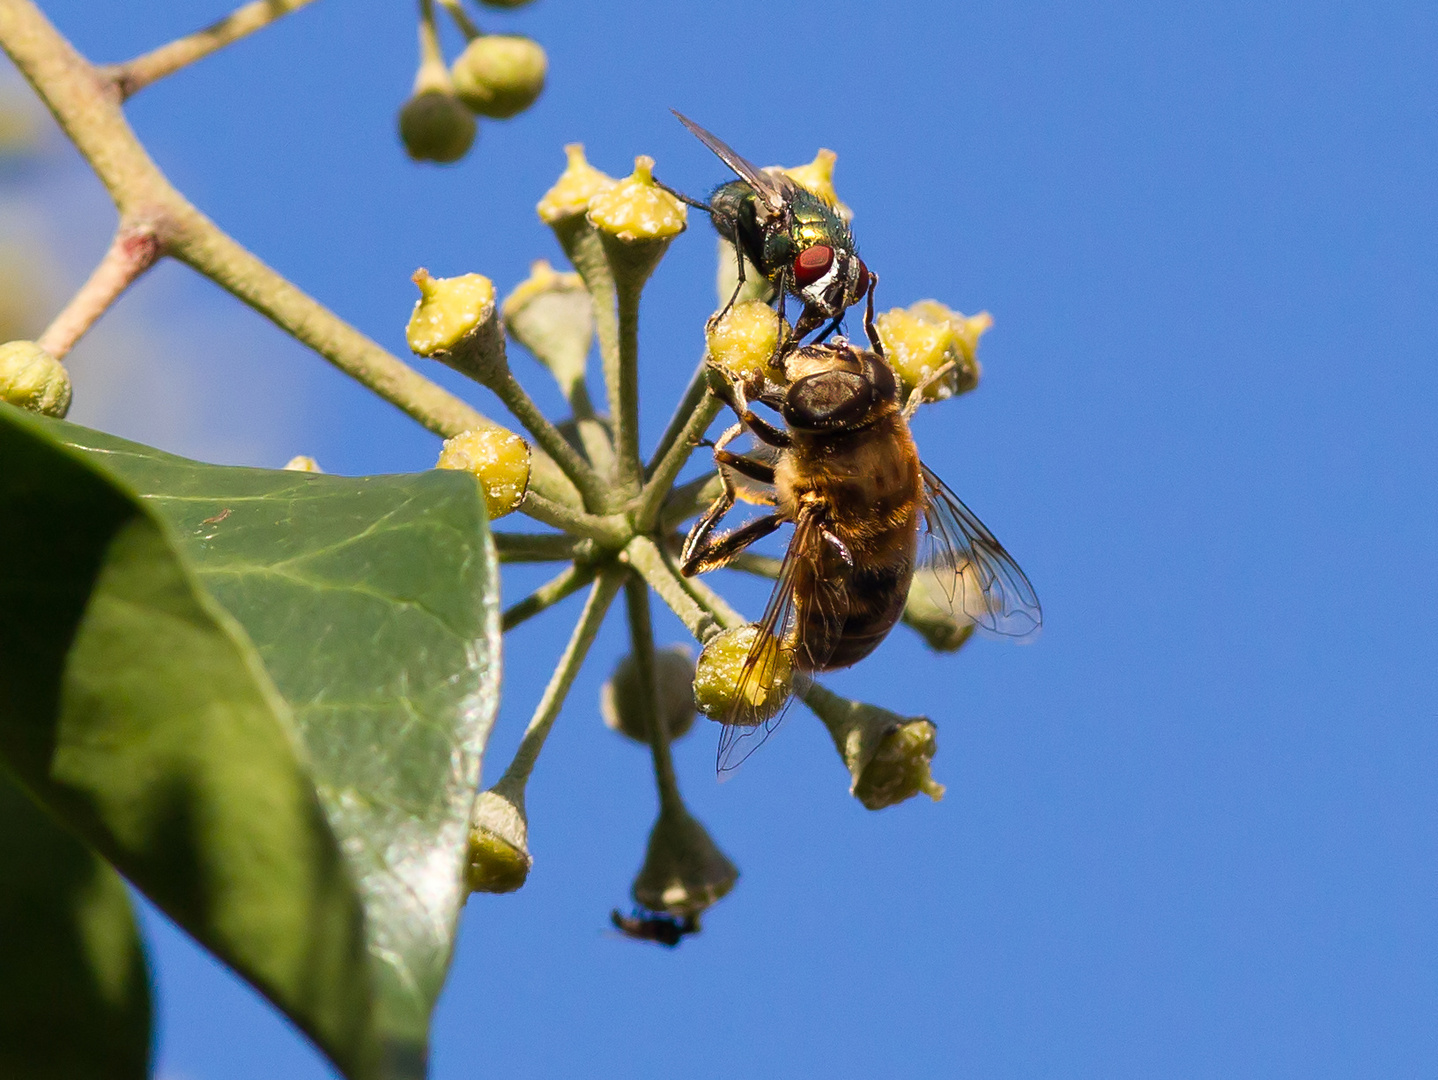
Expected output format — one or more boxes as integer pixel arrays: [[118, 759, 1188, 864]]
[[792, 244, 834, 287]]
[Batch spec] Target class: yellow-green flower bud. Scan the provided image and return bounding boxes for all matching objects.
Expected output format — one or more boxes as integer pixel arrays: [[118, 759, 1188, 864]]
[[602, 646, 697, 744], [406, 268, 508, 384], [586, 156, 687, 243], [536, 143, 615, 224], [283, 455, 322, 473], [902, 574, 975, 652], [780, 148, 852, 221], [406, 268, 496, 355], [705, 299, 790, 385], [467, 789, 531, 894], [502, 259, 593, 397], [631, 800, 738, 917], [436, 427, 531, 520], [875, 301, 990, 403], [0, 340, 70, 417], [854, 717, 945, 809], [806, 686, 945, 810], [451, 35, 547, 119], [693, 625, 791, 724], [398, 89, 476, 164]]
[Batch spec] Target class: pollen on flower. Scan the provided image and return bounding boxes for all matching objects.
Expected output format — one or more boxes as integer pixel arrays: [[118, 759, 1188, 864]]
[[705, 299, 790, 383], [693, 625, 791, 722], [436, 427, 531, 520], [875, 300, 989, 402], [586, 156, 687, 242]]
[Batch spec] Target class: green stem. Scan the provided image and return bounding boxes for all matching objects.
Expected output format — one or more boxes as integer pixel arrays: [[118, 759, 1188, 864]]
[[493, 532, 589, 564], [679, 572, 745, 631], [435, 0, 481, 40], [555, 221, 628, 504], [495, 570, 623, 789], [611, 276, 644, 492], [635, 389, 721, 531], [646, 357, 710, 479], [622, 536, 719, 644], [624, 576, 682, 812], [0, 0, 499, 442], [36, 221, 159, 359], [99, 0, 320, 100], [489, 366, 609, 511], [502, 563, 596, 632], [517, 494, 629, 547]]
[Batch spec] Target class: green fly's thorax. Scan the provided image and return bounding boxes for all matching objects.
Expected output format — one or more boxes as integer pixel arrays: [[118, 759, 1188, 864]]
[[788, 190, 851, 251]]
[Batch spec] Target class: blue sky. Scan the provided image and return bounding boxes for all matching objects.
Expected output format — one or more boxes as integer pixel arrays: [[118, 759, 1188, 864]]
[[12, 0, 1438, 1076]]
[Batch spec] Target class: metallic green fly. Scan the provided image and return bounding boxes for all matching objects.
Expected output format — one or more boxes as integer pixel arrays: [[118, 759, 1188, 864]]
[[665, 111, 879, 351]]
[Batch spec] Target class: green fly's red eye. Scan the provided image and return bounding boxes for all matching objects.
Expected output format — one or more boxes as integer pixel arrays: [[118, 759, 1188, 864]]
[[854, 259, 871, 299], [793, 245, 834, 287]]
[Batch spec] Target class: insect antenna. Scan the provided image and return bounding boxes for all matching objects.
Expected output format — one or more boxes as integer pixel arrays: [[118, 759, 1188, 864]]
[[652, 177, 714, 215]]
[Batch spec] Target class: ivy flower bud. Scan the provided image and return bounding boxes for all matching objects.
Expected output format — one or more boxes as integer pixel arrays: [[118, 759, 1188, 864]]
[[806, 687, 945, 810], [693, 625, 791, 724], [406, 268, 508, 384], [398, 89, 477, 164], [536, 143, 615, 224], [436, 427, 531, 520], [283, 455, 322, 472], [601, 645, 697, 744], [780, 148, 852, 221], [586, 156, 687, 243], [901, 574, 975, 652], [875, 301, 990, 403], [0, 340, 70, 417], [502, 259, 593, 398], [586, 156, 687, 289], [451, 35, 547, 119], [631, 800, 738, 917], [705, 299, 790, 385], [467, 789, 531, 894]]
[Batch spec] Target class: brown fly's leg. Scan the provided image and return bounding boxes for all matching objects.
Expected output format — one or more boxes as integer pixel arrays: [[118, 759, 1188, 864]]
[[680, 419, 748, 571], [715, 449, 775, 487], [681, 484, 736, 574], [738, 408, 791, 448], [682, 513, 784, 576]]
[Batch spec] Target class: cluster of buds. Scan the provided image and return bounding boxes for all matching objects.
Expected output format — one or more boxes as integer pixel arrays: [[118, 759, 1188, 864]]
[[400, 137, 996, 942], [398, 0, 546, 164]]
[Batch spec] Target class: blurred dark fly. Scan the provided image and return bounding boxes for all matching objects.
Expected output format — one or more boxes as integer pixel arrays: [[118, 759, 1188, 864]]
[[610, 908, 701, 947]]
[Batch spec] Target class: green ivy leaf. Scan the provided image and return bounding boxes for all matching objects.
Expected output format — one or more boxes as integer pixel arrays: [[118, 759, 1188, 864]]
[[0, 404, 501, 1080], [0, 768, 151, 1080]]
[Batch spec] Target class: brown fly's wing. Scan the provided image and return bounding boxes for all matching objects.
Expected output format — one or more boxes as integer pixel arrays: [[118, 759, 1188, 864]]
[[917, 464, 1042, 640], [671, 110, 797, 217], [717, 508, 850, 775]]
